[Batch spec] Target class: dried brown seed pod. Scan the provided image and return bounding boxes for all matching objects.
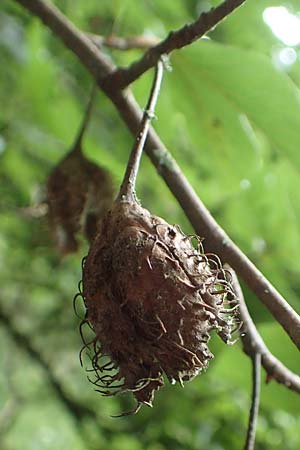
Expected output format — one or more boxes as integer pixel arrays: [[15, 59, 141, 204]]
[[82, 200, 237, 410], [46, 85, 114, 254], [78, 62, 237, 414], [47, 149, 114, 254]]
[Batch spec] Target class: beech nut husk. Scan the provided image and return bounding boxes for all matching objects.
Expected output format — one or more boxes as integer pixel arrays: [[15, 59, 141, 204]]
[[47, 150, 114, 254], [81, 199, 237, 411]]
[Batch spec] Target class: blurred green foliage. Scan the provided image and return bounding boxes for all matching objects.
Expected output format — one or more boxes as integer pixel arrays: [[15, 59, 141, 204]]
[[0, 0, 300, 449]]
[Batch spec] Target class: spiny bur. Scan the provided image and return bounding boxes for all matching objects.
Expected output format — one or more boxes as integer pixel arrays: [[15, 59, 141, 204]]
[[78, 62, 238, 414], [82, 200, 237, 411], [47, 149, 113, 254]]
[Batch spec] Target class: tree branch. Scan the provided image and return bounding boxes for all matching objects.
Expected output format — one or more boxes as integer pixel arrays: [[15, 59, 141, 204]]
[[14, 0, 300, 349], [88, 33, 160, 51], [102, 0, 247, 90], [229, 269, 300, 393], [244, 353, 261, 450]]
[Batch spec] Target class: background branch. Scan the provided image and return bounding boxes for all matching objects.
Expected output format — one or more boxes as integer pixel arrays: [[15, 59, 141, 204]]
[[244, 353, 261, 450], [88, 33, 160, 51], [14, 0, 300, 349]]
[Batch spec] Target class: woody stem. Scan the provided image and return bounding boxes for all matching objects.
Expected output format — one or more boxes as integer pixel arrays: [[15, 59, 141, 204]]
[[117, 60, 164, 202]]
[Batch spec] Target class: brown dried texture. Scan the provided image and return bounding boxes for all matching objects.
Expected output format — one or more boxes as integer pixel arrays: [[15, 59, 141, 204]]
[[47, 148, 114, 254], [82, 200, 237, 410]]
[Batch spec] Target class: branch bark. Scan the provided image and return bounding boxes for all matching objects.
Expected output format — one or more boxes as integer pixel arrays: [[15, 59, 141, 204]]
[[14, 0, 300, 349], [102, 0, 247, 90], [229, 269, 300, 393], [244, 353, 261, 450]]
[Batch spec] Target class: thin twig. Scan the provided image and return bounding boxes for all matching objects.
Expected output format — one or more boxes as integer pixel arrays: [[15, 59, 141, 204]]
[[88, 33, 160, 51], [228, 268, 300, 393], [102, 0, 247, 90], [73, 83, 97, 151], [244, 353, 261, 450], [118, 60, 164, 202], [14, 0, 300, 349]]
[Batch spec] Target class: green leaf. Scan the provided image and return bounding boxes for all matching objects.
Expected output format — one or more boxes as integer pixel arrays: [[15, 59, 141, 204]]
[[174, 41, 300, 167]]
